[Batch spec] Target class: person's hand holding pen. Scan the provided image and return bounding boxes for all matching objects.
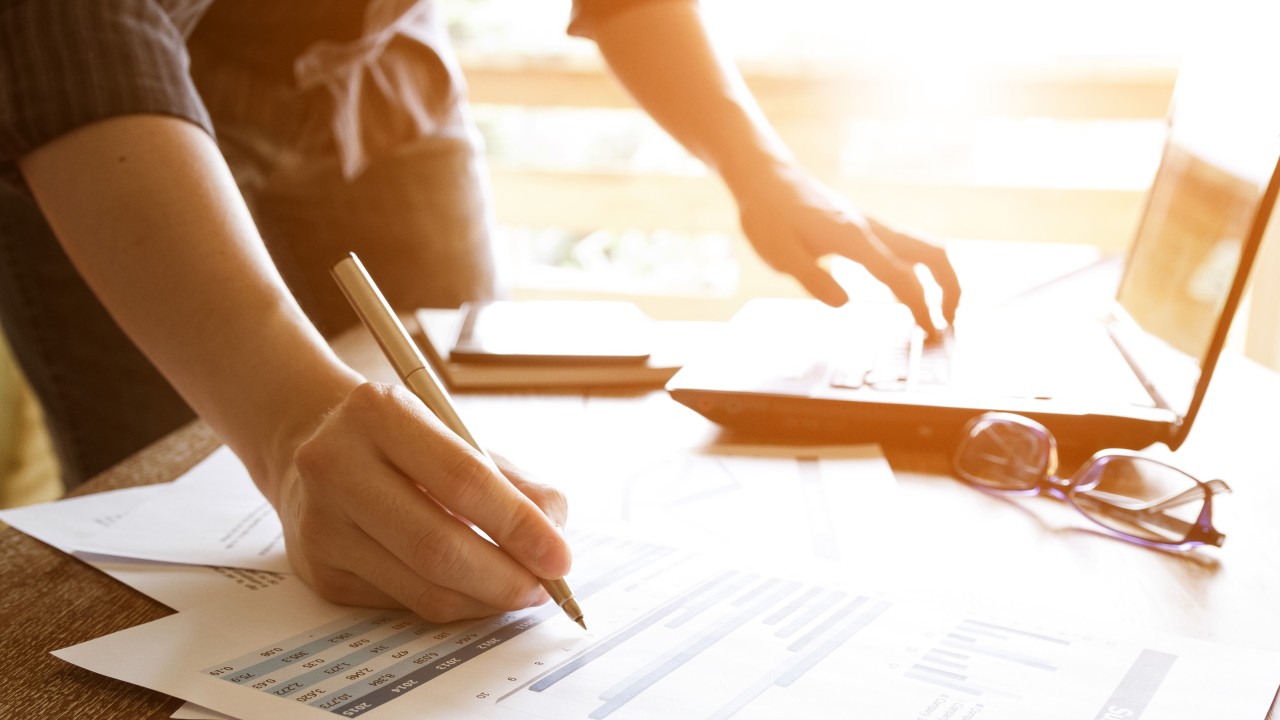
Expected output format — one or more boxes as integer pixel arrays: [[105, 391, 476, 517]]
[[324, 253, 585, 627], [276, 387, 574, 622], [17, 116, 574, 626]]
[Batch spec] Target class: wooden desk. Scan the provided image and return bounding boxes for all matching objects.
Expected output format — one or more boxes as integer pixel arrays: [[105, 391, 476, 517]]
[[3, 345, 1279, 718]]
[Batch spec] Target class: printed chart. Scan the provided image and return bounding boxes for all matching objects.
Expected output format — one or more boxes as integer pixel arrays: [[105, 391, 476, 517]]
[[202, 534, 678, 716], [147, 532, 1279, 720]]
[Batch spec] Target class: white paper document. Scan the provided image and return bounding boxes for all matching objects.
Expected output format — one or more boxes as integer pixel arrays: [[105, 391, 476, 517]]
[[581, 443, 896, 564], [75, 446, 291, 574], [0, 468, 297, 613], [55, 531, 1280, 720], [0, 482, 165, 553]]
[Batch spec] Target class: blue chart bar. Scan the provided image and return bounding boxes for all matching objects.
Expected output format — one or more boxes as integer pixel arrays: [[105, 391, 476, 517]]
[[527, 571, 741, 695], [325, 539, 674, 717], [922, 649, 967, 670], [941, 633, 1059, 670], [708, 597, 894, 720], [762, 586, 823, 627], [208, 536, 673, 717], [514, 576, 892, 720], [787, 596, 867, 653], [588, 580, 803, 719], [961, 618, 1072, 646], [667, 574, 758, 629], [203, 609, 431, 700], [905, 617, 1072, 700], [328, 606, 559, 716], [1092, 649, 1177, 719], [776, 598, 891, 686], [772, 588, 846, 639], [577, 544, 677, 598]]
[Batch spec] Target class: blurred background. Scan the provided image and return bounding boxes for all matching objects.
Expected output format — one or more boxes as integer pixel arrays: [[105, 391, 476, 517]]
[[3, 0, 1277, 506]]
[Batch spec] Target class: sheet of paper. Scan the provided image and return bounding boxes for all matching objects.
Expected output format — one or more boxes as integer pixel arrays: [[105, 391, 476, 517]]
[[170, 703, 235, 720], [0, 483, 165, 553], [486, 436, 899, 566], [605, 444, 896, 563], [0, 477, 297, 613], [55, 531, 1280, 720], [1, 471, 297, 720], [51, 441, 891, 578], [76, 447, 290, 574]]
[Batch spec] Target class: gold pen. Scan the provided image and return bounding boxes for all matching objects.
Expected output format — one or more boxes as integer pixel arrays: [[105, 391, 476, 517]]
[[331, 252, 586, 630]]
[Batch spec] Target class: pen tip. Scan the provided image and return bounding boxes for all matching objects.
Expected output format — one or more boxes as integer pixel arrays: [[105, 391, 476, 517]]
[[575, 617, 587, 631]]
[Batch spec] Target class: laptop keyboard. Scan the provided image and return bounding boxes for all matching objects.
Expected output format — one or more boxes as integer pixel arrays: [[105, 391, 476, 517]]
[[829, 325, 955, 391]]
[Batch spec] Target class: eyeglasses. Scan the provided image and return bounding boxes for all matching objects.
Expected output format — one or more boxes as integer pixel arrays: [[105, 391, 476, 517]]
[[952, 412, 1230, 551]]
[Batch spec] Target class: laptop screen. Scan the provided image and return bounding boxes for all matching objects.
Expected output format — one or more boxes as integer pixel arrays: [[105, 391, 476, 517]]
[[1112, 34, 1280, 420]]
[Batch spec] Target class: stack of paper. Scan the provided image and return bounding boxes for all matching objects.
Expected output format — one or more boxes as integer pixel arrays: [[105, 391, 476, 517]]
[[4, 446, 1279, 720]]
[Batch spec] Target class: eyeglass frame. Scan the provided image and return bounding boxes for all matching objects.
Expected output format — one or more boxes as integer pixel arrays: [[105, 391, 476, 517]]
[[951, 412, 1229, 551]]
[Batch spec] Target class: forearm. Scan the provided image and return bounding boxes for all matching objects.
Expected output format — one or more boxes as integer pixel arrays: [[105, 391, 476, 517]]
[[591, 4, 962, 323], [590, 2, 796, 199], [18, 114, 362, 500]]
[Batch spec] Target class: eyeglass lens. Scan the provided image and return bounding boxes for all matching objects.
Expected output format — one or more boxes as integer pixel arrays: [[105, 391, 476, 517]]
[[1071, 456, 1209, 545], [953, 417, 1053, 492]]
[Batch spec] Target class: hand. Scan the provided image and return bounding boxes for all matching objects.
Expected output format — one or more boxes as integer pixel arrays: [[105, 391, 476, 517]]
[[274, 382, 571, 622], [737, 164, 961, 334]]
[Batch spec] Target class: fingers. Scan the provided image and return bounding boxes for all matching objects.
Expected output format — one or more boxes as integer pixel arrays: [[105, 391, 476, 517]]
[[492, 453, 570, 529], [748, 225, 850, 307], [295, 527, 516, 623], [283, 383, 572, 623], [343, 460, 551, 611], [360, 391, 572, 580], [867, 218, 962, 324], [843, 230, 939, 335], [790, 212, 938, 334], [741, 191, 959, 332]]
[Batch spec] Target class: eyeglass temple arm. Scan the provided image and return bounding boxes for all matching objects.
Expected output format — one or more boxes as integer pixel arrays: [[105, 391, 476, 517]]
[[1073, 479, 1230, 538], [1140, 478, 1231, 513], [1083, 478, 1230, 515]]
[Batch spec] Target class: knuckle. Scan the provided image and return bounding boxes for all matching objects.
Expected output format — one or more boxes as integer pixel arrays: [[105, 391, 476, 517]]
[[440, 448, 495, 506], [304, 569, 364, 607], [407, 526, 469, 579], [347, 382, 396, 418], [493, 578, 540, 611], [292, 437, 332, 481], [349, 380, 387, 404], [539, 486, 570, 526], [521, 482, 568, 528], [308, 574, 347, 602], [409, 588, 471, 624], [503, 509, 552, 554], [287, 503, 323, 544]]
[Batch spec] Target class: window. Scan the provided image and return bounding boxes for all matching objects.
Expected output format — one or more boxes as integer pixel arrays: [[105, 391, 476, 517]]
[[447, 1, 1191, 318]]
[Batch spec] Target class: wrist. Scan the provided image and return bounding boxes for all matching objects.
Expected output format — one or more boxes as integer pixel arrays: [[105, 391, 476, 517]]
[[721, 152, 813, 213], [242, 362, 364, 509]]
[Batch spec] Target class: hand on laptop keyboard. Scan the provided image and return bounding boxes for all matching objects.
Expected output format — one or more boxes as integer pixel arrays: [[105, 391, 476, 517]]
[[830, 322, 954, 391], [733, 166, 961, 336]]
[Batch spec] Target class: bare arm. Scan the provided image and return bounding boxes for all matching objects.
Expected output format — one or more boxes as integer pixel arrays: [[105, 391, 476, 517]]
[[19, 115, 570, 620], [20, 116, 355, 488], [590, 2, 961, 328]]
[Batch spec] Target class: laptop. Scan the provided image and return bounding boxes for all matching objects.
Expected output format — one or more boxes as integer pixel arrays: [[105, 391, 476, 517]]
[[667, 31, 1280, 453]]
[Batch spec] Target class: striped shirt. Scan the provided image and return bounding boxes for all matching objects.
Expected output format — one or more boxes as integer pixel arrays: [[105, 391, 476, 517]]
[[0, 0, 685, 171]]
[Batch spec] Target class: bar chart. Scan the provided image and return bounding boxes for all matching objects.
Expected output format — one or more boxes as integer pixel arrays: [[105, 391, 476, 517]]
[[189, 532, 1246, 720], [904, 617, 1073, 701], [496, 565, 893, 719], [203, 534, 679, 716]]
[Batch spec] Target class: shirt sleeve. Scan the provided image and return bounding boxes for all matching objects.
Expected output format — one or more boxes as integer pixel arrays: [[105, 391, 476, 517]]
[[567, 0, 697, 40], [0, 0, 213, 163]]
